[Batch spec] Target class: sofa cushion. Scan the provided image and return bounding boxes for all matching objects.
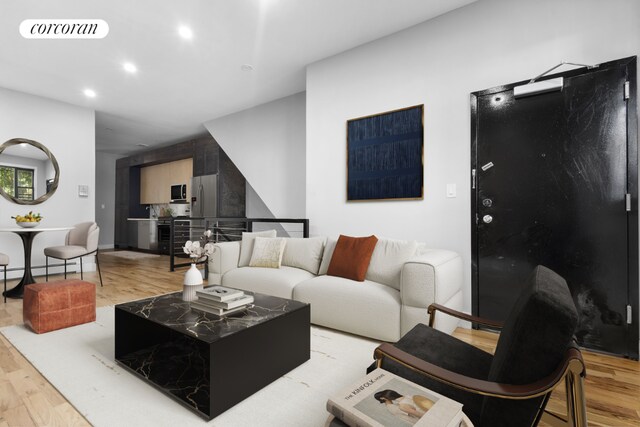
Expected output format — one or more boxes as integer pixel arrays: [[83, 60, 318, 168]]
[[249, 237, 287, 268], [282, 236, 326, 274], [293, 275, 401, 341], [327, 235, 378, 281], [238, 229, 277, 267], [366, 238, 417, 290], [221, 266, 315, 299], [318, 237, 337, 276]]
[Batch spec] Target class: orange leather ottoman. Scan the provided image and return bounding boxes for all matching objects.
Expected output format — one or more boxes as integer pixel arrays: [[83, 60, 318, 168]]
[[23, 279, 96, 334]]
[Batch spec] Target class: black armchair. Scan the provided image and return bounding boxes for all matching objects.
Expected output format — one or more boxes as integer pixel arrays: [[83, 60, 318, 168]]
[[373, 265, 587, 427]]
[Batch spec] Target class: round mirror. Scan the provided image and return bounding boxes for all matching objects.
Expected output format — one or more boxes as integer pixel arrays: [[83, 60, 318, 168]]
[[0, 138, 60, 205]]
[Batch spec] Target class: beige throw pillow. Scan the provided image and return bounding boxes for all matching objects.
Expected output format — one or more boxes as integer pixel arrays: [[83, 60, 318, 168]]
[[238, 229, 277, 267], [249, 237, 287, 268], [281, 237, 326, 274]]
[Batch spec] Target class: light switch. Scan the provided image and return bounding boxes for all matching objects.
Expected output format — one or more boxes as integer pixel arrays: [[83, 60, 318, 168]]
[[446, 183, 456, 198], [78, 185, 89, 197], [101, 204, 105, 209]]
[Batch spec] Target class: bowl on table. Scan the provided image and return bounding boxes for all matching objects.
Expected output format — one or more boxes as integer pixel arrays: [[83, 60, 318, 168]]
[[16, 221, 40, 228]]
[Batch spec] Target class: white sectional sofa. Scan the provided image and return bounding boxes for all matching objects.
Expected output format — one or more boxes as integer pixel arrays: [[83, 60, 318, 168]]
[[208, 236, 463, 342]]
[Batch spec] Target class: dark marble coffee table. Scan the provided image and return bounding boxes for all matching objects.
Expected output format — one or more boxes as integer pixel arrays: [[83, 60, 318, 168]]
[[114, 290, 310, 420]]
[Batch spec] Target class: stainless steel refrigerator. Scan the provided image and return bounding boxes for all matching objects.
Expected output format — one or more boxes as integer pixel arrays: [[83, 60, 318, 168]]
[[190, 174, 218, 240], [190, 174, 218, 218]]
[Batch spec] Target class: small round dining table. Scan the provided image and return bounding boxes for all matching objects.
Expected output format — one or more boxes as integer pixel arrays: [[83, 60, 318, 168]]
[[0, 226, 72, 298]]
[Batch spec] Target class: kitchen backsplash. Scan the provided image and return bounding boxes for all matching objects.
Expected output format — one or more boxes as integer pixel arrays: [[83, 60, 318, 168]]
[[150, 203, 190, 218]]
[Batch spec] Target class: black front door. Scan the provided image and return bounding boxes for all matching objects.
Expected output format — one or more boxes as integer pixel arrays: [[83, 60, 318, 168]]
[[472, 57, 638, 358]]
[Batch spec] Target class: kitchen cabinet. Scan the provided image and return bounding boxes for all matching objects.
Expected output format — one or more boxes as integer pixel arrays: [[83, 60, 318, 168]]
[[140, 158, 193, 204]]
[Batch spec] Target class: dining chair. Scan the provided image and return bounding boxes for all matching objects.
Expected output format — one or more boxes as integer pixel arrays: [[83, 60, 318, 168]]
[[0, 252, 8, 303], [44, 222, 103, 286]]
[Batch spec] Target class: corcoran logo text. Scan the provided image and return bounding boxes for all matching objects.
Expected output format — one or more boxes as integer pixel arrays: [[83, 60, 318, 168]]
[[20, 19, 109, 39]]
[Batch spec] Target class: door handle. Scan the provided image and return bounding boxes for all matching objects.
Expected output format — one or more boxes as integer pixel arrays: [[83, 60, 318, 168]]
[[483, 215, 493, 224]]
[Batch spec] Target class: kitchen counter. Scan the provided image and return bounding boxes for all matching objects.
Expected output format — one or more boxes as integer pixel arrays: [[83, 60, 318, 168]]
[[127, 218, 159, 221]]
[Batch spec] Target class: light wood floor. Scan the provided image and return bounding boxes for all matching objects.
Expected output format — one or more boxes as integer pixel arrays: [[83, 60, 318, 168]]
[[0, 252, 638, 426]]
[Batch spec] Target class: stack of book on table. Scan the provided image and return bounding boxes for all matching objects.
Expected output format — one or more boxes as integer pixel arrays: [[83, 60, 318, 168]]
[[326, 368, 467, 427], [190, 286, 254, 316]]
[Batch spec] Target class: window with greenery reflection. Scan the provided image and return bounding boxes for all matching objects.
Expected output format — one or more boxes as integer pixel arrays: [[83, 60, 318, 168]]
[[0, 166, 34, 201]]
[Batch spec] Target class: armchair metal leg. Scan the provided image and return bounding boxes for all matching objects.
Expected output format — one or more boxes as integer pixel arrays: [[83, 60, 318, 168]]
[[96, 250, 103, 287], [3, 266, 6, 303], [45, 256, 48, 281], [541, 369, 588, 427], [80, 257, 83, 280], [64, 261, 67, 279]]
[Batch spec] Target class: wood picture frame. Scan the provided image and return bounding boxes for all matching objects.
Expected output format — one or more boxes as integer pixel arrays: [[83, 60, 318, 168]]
[[346, 105, 424, 201]]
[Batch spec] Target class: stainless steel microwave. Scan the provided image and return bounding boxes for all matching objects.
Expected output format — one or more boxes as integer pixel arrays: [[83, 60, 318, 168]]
[[170, 184, 187, 203]]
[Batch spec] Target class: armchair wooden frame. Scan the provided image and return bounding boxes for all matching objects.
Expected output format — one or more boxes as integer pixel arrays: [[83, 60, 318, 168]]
[[374, 303, 587, 427]]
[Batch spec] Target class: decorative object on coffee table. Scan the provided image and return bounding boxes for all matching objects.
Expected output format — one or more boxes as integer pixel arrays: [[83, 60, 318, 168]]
[[182, 232, 215, 301], [182, 263, 203, 301], [347, 104, 424, 201]]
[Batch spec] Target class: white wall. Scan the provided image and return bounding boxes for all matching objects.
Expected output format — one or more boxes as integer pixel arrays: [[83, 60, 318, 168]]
[[246, 182, 274, 218], [306, 0, 640, 315], [95, 151, 122, 248], [0, 87, 96, 278], [204, 92, 306, 218]]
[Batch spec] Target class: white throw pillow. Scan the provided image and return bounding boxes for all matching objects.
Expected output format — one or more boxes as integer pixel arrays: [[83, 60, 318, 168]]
[[249, 237, 287, 268], [238, 229, 277, 267], [318, 237, 337, 276], [365, 238, 418, 290], [281, 237, 326, 274]]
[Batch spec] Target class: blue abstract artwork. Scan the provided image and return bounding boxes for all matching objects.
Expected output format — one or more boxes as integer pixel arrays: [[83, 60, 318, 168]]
[[347, 105, 424, 201]]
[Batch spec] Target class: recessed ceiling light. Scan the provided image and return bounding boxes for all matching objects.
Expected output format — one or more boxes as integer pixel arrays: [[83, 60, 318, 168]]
[[123, 62, 137, 73], [241, 64, 254, 71], [83, 89, 96, 98], [136, 143, 149, 147], [178, 25, 193, 40]]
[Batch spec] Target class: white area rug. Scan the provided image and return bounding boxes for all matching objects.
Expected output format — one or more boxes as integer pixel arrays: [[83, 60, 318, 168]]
[[101, 251, 161, 260], [1, 307, 379, 426]]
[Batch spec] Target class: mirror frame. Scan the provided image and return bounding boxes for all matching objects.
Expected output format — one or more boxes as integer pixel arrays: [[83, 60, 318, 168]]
[[0, 138, 60, 205]]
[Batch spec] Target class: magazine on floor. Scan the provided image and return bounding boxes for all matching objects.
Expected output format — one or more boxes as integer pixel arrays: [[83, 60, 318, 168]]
[[327, 368, 463, 427]]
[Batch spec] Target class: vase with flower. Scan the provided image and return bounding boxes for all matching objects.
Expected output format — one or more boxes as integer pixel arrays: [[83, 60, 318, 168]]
[[181, 230, 215, 301]]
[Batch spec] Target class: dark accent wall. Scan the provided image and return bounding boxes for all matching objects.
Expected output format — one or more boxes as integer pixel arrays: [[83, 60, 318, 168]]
[[218, 149, 246, 218], [114, 135, 246, 248]]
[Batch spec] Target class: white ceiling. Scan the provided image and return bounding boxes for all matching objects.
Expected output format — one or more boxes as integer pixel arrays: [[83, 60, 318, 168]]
[[0, 0, 475, 155]]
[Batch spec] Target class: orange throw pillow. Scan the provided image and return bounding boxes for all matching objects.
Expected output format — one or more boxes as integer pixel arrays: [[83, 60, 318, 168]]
[[327, 235, 378, 281]]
